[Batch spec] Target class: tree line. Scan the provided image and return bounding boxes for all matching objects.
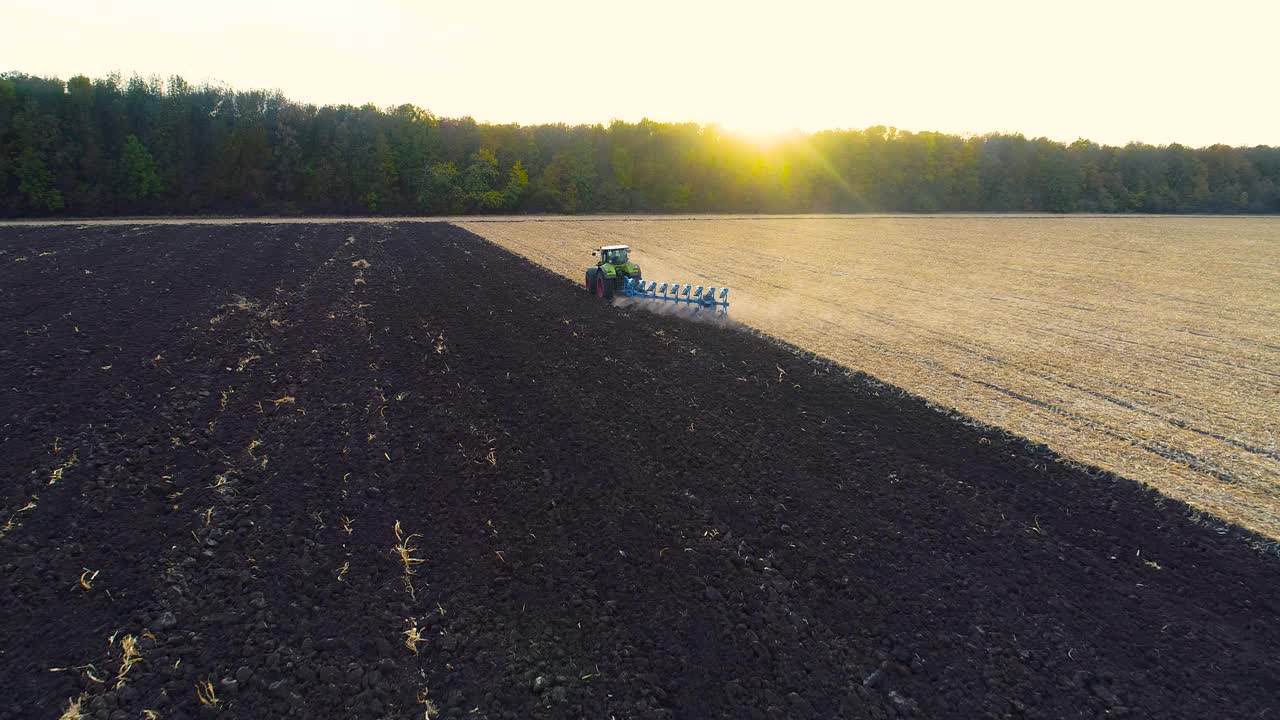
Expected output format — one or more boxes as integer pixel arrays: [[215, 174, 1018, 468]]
[[2, 71, 1278, 217]]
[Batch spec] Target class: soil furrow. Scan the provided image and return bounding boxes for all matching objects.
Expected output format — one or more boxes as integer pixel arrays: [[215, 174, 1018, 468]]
[[1, 222, 1277, 720]]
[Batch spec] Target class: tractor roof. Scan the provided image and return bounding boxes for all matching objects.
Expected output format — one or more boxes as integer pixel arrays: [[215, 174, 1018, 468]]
[[599, 244, 630, 251]]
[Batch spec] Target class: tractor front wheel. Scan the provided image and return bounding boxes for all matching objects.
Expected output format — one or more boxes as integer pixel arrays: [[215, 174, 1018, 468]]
[[585, 270, 595, 293]]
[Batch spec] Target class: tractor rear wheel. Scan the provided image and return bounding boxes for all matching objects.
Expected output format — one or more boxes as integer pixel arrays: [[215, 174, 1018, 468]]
[[597, 274, 613, 299]]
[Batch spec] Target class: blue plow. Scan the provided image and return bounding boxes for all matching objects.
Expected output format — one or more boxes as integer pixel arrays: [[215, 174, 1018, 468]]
[[622, 277, 730, 315]]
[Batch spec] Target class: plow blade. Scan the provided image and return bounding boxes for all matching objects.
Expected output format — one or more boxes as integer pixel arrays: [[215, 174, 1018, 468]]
[[622, 277, 730, 315]]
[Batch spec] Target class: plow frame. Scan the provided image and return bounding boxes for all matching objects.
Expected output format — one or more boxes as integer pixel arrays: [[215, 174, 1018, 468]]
[[621, 277, 730, 315]]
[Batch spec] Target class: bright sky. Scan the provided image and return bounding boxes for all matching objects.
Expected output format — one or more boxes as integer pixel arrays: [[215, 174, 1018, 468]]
[[4, 0, 1277, 147]]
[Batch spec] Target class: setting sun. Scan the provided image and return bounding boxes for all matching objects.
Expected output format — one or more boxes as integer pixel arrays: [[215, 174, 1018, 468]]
[[5, 0, 1279, 146]]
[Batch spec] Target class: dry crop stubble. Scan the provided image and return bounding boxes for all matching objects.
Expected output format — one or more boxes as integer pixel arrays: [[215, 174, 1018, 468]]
[[462, 215, 1280, 539]]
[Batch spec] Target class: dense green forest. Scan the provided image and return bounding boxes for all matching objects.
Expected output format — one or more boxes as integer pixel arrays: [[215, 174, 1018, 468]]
[[2, 71, 1278, 217]]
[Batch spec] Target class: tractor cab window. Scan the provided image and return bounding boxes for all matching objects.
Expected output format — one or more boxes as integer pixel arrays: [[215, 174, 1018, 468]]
[[600, 248, 629, 265]]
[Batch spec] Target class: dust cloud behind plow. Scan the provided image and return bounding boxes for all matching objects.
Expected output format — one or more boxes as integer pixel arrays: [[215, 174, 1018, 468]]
[[610, 295, 741, 328]]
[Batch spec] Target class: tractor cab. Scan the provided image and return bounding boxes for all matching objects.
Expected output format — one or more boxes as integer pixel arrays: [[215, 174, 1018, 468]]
[[594, 245, 630, 266], [586, 245, 641, 298]]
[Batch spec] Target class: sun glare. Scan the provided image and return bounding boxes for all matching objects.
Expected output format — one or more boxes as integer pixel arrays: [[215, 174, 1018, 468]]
[[2, 0, 1278, 146], [730, 127, 798, 149]]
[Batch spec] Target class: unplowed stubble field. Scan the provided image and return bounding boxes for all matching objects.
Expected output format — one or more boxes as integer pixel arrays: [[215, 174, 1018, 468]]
[[463, 216, 1280, 539]]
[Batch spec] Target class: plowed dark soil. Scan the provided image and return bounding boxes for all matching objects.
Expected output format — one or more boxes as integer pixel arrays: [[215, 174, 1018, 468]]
[[1, 222, 1276, 720]]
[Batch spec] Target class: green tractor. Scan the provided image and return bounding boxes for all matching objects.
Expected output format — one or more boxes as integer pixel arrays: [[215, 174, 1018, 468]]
[[585, 244, 642, 299]]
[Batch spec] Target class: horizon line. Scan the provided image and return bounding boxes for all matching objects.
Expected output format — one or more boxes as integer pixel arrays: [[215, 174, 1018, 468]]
[[5, 68, 1275, 152]]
